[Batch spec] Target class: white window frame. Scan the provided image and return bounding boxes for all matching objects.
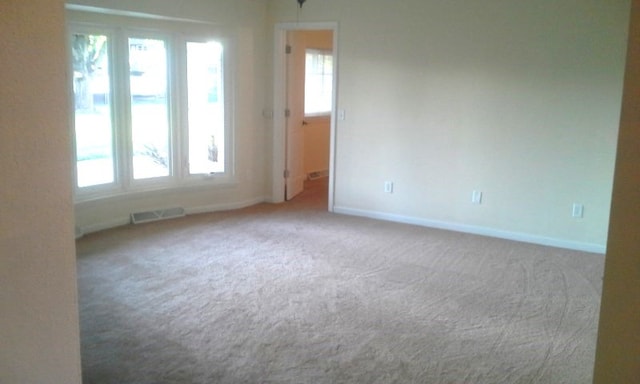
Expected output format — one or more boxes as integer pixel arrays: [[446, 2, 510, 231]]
[[179, 36, 235, 183], [68, 15, 235, 203], [124, 31, 174, 188]]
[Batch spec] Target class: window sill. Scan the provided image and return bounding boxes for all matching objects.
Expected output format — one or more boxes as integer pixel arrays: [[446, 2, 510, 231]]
[[74, 176, 237, 205]]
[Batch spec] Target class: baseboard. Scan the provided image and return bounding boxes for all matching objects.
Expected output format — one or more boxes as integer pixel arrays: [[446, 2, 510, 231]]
[[307, 169, 329, 180], [77, 197, 267, 236], [333, 206, 606, 254], [75, 226, 84, 239], [79, 217, 131, 236], [186, 197, 267, 215]]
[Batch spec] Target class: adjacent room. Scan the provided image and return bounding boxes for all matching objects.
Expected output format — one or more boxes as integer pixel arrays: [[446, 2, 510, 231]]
[[2, 0, 639, 383]]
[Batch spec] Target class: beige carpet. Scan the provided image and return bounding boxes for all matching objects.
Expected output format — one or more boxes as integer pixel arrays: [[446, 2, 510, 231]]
[[77, 178, 604, 383]]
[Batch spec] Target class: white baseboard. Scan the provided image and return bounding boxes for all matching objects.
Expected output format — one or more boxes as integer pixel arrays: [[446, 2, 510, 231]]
[[76, 200, 606, 254], [333, 206, 606, 254], [79, 217, 131, 236], [307, 169, 329, 180], [186, 197, 266, 215], [77, 197, 267, 236]]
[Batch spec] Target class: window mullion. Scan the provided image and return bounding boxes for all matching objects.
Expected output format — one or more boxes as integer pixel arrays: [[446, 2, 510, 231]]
[[173, 36, 188, 182], [113, 28, 133, 191]]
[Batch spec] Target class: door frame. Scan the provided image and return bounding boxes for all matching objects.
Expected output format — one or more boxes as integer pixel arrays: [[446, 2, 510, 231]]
[[271, 22, 338, 211]]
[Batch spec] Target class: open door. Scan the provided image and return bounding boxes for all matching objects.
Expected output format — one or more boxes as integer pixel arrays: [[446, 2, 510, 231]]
[[285, 31, 306, 201], [272, 22, 337, 209]]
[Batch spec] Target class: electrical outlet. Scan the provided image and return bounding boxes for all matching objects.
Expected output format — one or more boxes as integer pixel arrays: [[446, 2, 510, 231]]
[[384, 181, 394, 194], [572, 203, 584, 218], [472, 190, 483, 204]]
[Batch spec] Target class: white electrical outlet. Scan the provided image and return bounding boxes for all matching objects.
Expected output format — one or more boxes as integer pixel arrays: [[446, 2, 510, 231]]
[[384, 181, 394, 194], [572, 203, 584, 218], [472, 190, 483, 204]]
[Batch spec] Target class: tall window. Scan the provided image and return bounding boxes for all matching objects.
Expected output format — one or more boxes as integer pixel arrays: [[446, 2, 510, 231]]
[[304, 49, 333, 116], [72, 33, 114, 187], [128, 38, 170, 180], [70, 23, 231, 198], [187, 41, 225, 175]]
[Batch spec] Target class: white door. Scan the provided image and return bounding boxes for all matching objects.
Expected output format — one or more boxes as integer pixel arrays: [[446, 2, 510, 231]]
[[285, 31, 306, 200]]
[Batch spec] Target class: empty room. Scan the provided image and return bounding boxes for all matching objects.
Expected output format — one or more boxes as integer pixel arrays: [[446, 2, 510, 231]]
[[2, 0, 639, 383]]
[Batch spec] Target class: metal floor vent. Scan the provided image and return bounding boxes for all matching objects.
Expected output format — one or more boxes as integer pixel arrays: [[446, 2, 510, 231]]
[[308, 170, 329, 180], [131, 207, 186, 224]]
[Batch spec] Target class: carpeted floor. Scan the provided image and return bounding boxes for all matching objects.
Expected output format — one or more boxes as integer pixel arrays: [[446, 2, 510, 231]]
[[76, 178, 604, 383]]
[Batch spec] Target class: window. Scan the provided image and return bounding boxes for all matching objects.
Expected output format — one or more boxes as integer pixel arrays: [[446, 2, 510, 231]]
[[128, 37, 170, 180], [304, 49, 333, 116], [70, 22, 231, 199], [186, 41, 225, 175], [72, 33, 114, 187]]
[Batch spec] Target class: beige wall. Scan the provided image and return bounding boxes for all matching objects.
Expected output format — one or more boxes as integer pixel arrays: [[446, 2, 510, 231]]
[[304, 117, 331, 175], [0, 1, 82, 383], [269, 0, 630, 252], [593, 0, 640, 382]]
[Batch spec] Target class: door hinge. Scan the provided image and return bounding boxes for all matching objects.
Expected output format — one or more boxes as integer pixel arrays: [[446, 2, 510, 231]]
[[285, 108, 291, 118], [284, 169, 290, 178], [285, 44, 292, 54]]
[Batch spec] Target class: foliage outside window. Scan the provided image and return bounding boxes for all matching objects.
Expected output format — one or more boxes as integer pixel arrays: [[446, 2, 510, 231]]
[[70, 22, 229, 198]]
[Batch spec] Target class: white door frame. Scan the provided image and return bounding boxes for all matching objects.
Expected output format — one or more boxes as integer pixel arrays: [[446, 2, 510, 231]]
[[271, 22, 338, 211]]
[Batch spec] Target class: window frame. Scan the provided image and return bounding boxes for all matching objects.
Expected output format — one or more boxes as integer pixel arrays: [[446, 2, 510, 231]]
[[69, 24, 121, 197], [125, 31, 174, 186], [68, 17, 235, 203], [180, 35, 234, 182]]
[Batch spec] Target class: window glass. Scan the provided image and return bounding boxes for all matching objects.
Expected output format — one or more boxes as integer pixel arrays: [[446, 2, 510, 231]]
[[304, 49, 333, 116], [72, 33, 114, 187], [69, 19, 231, 199], [187, 41, 225, 174], [129, 38, 170, 179]]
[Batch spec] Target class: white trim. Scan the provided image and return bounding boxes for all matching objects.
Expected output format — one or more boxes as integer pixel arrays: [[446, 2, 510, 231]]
[[79, 217, 131, 236], [65, 4, 217, 25], [77, 197, 267, 235], [272, 22, 339, 212], [185, 197, 266, 215], [333, 206, 606, 254], [272, 27, 287, 203]]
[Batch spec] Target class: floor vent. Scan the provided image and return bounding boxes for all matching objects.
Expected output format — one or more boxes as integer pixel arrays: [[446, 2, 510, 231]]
[[131, 207, 186, 225], [308, 170, 329, 180]]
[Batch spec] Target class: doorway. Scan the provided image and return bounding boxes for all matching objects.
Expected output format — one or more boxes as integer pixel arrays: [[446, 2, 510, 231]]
[[272, 22, 338, 210]]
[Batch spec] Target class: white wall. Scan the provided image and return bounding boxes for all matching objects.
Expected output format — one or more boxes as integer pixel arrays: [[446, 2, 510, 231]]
[[268, 0, 630, 251], [68, 0, 270, 233], [0, 1, 82, 382]]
